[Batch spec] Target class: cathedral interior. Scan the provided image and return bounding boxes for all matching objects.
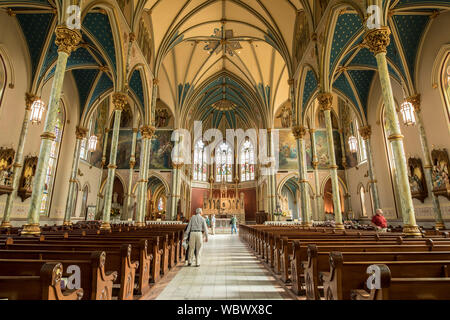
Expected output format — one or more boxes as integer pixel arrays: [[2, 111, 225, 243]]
[[0, 0, 449, 235]]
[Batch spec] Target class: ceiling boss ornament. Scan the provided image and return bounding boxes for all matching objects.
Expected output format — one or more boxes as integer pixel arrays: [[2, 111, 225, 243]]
[[204, 27, 242, 57], [212, 99, 237, 111]]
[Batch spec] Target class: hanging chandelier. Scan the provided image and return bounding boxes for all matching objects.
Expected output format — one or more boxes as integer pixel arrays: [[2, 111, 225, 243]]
[[348, 135, 358, 153], [88, 135, 98, 152], [400, 101, 416, 126], [29, 99, 46, 124]]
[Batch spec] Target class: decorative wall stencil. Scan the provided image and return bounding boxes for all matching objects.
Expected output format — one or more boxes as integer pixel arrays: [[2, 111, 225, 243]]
[[278, 130, 298, 170], [431, 149, 450, 200], [149, 130, 173, 170], [18, 156, 37, 201], [408, 157, 427, 203], [0, 148, 15, 195]]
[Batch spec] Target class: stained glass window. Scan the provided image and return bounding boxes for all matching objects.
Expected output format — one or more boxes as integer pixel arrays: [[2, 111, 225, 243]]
[[158, 197, 164, 211], [80, 117, 94, 161], [193, 140, 207, 181], [240, 140, 255, 182], [354, 120, 367, 163], [216, 142, 232, 182], [40, 102, 65, 215]]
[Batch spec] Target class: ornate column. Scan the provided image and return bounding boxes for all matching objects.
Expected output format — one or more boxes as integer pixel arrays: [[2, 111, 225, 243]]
[[1, 93, 36, 228], [267, 129, 277, 218], [22, 26, 81, 235], [318, 93, 344, 230], [170, 163, 183, 221], [100, 93, 127, 230], [135, 125, 154, 226], [63, 126, 87, 225], [122, 127, 138, 220], [359, 125, 381, 213], [364, 27, 420, 237], [292, 125, 312, 226], [408, 94, 445, 229], [95, 129, 109, 220], [310, 128, 323, 221], [339, 130, 353, 220]]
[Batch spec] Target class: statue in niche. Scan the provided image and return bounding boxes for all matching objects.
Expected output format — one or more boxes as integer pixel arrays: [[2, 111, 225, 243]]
[[277, 105, 292, 128], [155, 109, 170, 128], [408, 157, 427, 203], [431, 149, 450, 200], [18, 156, 37, 201], [0, 148, 14, 187]]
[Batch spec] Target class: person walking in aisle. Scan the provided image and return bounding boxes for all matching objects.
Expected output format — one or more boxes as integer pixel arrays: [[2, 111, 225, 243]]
[[230, 215, 237, 234], [184, 208, 209, 267]]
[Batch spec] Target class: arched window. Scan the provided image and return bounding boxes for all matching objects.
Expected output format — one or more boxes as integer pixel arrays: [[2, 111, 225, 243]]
[[81, 185, 89, 218], [193, 140, 207, 181], [40, 101, 65, 215], [216, 141, 232, 182], [240, 139, 255, 181], [352, 119, 367, 163], [441, 53, 450, 119], [0, 54, 6, 108], [158, 197, 164, 211], [80, 116, 95, 161]]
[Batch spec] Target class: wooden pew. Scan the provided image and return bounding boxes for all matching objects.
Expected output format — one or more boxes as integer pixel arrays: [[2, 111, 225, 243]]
[[0, 262, 84, 300], [321, 252, 450, 300]]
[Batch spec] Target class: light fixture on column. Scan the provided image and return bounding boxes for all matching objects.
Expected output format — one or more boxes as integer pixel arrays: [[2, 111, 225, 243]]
[[88, 135, 98, 152], [348, 135, 358, 153], [29, 99, 46, 124], [400, 101, 416, 126]]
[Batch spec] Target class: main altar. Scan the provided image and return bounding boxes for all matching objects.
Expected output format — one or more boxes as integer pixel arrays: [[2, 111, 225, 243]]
[[202, 183, 245, 224]]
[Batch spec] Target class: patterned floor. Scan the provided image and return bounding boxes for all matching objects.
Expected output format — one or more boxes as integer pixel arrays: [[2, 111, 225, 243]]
[[155, 233, 292, 300]]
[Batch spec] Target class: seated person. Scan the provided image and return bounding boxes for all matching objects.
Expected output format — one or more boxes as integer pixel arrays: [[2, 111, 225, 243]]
[[371, 209, 388, 232]]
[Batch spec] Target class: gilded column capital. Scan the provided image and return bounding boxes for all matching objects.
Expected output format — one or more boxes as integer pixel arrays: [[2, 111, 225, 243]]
[[132, 127, 139, 133], [309, 128, 316, 134], [359, 125, 372, 140], [291, 125, 307, 139], [75, 126, 88, 140], [55, 25, 82, 55], [25, 92, 38, 109], [112, 92, 128, 111], [317, 93, 333, 111], [311, 161, 318, 169], [363, 26, 391, 55], [406, 94, 421, 112], [129, 160, 136, 169], [173, 163, 184, 169], [140, 125, 156, 139]]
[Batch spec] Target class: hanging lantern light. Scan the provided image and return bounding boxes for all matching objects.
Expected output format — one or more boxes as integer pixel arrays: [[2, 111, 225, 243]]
[[29, 99, 46, 124], [400, 101, 416, 126], [348, 135, 358, 153], [88, 135, 98, 152]]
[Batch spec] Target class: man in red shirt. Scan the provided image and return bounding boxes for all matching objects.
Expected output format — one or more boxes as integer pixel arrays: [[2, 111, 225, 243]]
[[371, 209, 388, 232]]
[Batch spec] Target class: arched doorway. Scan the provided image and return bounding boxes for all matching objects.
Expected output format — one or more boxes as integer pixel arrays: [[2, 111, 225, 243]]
[[147, 176, 168, 221], [322, 177, 346, 221]]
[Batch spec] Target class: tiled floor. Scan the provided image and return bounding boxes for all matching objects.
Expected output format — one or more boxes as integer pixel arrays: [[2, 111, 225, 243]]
[[155, 233, 292, 300]]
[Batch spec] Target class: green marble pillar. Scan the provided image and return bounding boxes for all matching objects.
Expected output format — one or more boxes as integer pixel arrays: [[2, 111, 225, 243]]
[[22, 26, 81, 235], [292, 126, 312, 226], [408, 94, 445, 230], [1, 93, 36, 228], [95, 129, 109, 220], [338, 130, 353, 220], [122, 127, 138, 221], [364, 27, 421, 237], [268, 129, 277, 219], [310, 129, 323, 221], [359, 126, 381, 213], [135, 126, 154, 226], [63, 126, 87, 225], [318, 93, 344, 230], [170, 163, 183, 221], [100, 93, 127, 230]]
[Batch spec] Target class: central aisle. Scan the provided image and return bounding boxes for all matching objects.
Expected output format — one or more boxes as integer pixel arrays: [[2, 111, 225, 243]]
[[155, 233, 292, 300]]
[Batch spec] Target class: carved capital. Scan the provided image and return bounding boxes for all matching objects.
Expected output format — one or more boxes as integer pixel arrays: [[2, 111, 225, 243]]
[[359, 125, 372, 140], [173, 163, 184, 169], [291, 125, 307, 139], [406, 94, 421, 112], [132, 127, 139, 133], [317, 93, 333, 111], [107, 164, 117, 169], [112, 92, 128, 111], [363, 27, 391, 55], [75, 126, 88, 140], [55, 25, 82, 55], [311, 161, 318, 169], [129, 160, 136, 168], [25, 92, 38, 109], [140, 125, 156, 139]]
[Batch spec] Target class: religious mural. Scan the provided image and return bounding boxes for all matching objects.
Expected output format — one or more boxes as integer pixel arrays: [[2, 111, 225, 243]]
[[431, 149, 450, 200], [0, 148, 14, 192], [314, 130, 343, 169], [149, 130, 174, 169], [90, 98, 109, 168], [155, 108, 171, 128], [407, 157, 427, 203], [138, 18, 152, 66], [278, 130, 298, 170], [293, 10, 309, 65]]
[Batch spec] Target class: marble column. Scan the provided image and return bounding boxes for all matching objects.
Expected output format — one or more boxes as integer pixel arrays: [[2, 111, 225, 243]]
[[364, 27, 420, 237], [359, 125, 381, 213], [135, 125, 154, 226], [268, 129, 277, 219], [170, 163, 183, 221], [62, 126, 87, 225], [1, 93, 36, 228], [95, 129, 109, 220], [310, 129, 323, 221], [339, 130, 353, 220], [100, 93, 127, 230], [408, 94, 445, 230], [22, 26, 81, 235], [317, 93, 344, 230], [292, 125, 312, 226], [122, 127, 138, 221]]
